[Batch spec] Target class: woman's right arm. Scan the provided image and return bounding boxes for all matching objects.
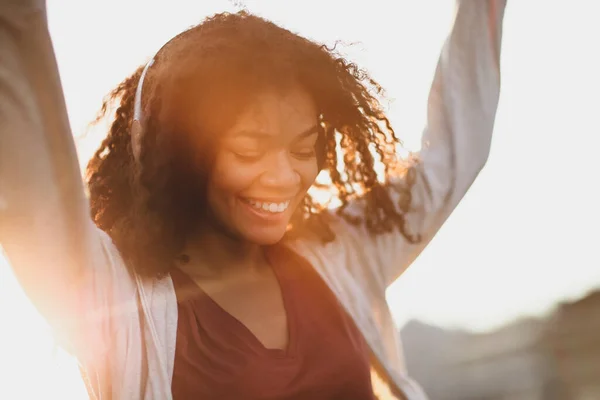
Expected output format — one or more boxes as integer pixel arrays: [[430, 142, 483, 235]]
[[0, 1, 122, 356]]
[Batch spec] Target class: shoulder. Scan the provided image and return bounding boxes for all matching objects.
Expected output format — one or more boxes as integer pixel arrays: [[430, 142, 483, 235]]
[[285, 209, 389, 289]]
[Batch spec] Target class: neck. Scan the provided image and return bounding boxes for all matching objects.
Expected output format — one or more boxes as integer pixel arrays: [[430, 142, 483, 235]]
[[178, 225, 268, 279]]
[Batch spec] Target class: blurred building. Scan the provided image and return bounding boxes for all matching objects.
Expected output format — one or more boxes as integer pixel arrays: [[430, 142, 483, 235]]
[[544, 291, 600, 400], [401, 290, 600, 400]]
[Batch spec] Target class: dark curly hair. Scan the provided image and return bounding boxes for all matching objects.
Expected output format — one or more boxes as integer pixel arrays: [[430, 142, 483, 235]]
[[85, 11, 418, 278]]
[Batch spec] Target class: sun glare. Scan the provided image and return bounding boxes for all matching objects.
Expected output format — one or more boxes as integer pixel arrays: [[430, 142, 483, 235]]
[[0, 255, 88, 399]]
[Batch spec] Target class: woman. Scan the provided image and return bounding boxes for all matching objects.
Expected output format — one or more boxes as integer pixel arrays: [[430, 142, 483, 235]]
[[0, 1, 505, 399]]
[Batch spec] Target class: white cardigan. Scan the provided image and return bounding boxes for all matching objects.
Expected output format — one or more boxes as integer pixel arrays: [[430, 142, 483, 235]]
[[0, 1, 505, 399]]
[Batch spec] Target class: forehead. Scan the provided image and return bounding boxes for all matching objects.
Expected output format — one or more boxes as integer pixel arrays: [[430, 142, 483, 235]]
[[226, 85, 318, 140]]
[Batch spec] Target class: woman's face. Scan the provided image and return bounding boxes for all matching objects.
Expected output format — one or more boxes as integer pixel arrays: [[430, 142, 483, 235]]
[[205, 85, 320, 245]]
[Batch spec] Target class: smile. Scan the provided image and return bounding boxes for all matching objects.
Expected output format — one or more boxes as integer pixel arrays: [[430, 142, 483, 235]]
[[241, 198, 291, 213]]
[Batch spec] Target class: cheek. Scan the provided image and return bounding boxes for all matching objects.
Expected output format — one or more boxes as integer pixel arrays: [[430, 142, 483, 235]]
[[297, 161, 319, 190], [207, 154, 258, 204]]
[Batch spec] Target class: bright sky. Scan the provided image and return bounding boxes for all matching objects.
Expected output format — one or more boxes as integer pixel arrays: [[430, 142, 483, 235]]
[[1, 1, 599, 398]]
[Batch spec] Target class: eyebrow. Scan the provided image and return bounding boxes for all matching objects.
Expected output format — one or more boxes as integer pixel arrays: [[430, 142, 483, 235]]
[[231, 124, 320, 141], [295, 125, 320, 139]]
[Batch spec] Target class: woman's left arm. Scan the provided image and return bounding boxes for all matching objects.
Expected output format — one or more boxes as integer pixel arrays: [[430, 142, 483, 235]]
[[325, 0, 507, 289]]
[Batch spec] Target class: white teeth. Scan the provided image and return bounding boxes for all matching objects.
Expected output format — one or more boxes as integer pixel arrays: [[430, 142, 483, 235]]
[[244, 198, 290, 214]]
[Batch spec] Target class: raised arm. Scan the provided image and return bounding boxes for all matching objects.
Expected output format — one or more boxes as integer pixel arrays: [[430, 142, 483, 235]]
[[0, 1, 117, 352], [319, 0, 506, 289]]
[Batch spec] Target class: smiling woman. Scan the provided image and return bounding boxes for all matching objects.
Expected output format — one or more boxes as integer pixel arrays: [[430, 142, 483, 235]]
[[85, 11, 415, 280], [0, 1, 505, 399], [201, 87, 321, 246]]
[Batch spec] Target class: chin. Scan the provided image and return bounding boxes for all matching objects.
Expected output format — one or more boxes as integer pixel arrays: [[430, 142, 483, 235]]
[[242, 227, 288, 246]]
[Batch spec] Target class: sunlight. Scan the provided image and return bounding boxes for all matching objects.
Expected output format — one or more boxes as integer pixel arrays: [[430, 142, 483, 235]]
[[0, 254, 88, 399]]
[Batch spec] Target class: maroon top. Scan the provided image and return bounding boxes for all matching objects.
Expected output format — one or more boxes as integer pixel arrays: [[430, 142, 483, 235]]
[[170, 245, 375, 400]]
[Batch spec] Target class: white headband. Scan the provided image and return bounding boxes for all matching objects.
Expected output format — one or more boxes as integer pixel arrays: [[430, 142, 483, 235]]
[[131, 58, 156, 163]]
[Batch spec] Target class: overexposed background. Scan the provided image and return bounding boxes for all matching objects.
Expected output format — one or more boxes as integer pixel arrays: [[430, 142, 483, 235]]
[[1, 1, 599, 398]]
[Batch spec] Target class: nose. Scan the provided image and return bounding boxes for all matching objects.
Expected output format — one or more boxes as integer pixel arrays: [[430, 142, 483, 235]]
[[259, 151, 301, 190]]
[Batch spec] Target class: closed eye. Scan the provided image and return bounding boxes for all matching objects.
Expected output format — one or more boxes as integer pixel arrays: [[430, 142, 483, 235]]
[[232, 150, 264, 162], [291, 148, 316, 160], [291, 130, 319, 160]]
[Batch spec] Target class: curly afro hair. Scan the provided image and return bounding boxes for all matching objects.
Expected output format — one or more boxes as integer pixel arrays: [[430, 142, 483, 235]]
[[85, 11, 418, 278]]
